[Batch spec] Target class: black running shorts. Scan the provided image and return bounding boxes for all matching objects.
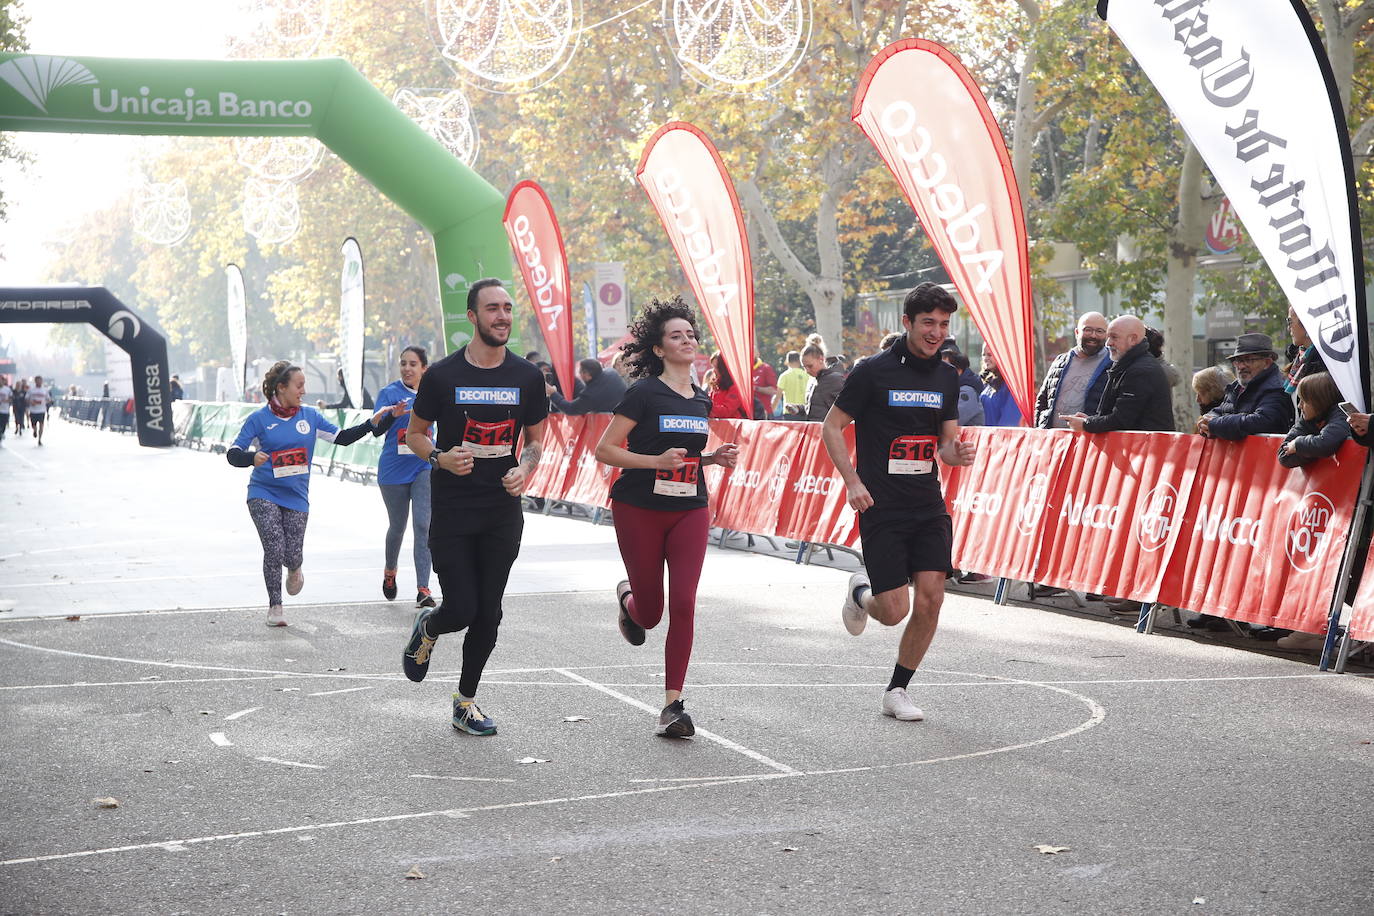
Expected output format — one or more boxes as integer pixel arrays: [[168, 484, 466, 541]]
[[858, 508, 954, 595]]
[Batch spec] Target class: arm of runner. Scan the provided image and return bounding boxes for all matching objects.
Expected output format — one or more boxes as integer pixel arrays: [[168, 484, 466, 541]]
[[502, 420, 545, 496], [938, 418, 975, 466], [704, 442, 738, 468], [407, 408, 474, 475], [821, 404, 871, 512], [594, 413, 687, 470]]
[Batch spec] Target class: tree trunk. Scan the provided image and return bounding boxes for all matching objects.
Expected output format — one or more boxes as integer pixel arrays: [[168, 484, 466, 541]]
[[1164, 140, 1206, 433]]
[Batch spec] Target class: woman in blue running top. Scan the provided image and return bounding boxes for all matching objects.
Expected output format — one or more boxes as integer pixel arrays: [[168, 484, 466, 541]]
[[371, 346, 436, 608], [227, 360, 404, 627]]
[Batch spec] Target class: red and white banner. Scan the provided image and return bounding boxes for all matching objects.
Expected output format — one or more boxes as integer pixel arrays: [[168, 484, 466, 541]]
[[1157, 437, 1363, 632], [1035, 431, 1203, 600], [636, 121, 755, 413], [852, 39, 1034, 426], [1350, 545, 1374, 641], [503, 180, 576, 398], [946, 427, 1075, 583]]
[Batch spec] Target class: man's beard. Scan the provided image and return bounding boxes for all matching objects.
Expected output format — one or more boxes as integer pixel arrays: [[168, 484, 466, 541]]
[[1079, 337, 1105, 356], [476, 323, 508, 348]]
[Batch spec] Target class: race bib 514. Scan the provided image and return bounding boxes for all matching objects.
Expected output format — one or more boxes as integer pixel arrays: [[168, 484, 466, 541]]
[[653, 456, 700, 497], [463, 417, 515, 458]]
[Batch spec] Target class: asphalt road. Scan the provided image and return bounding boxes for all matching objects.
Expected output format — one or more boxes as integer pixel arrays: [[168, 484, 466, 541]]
[[1, 419, 1371, 915]]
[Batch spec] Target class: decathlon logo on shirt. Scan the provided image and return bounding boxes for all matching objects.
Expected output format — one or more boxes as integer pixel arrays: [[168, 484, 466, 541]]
[[659, 415, 710, 434], [455, 387, 521, 406], [888, 389, 943, 408]]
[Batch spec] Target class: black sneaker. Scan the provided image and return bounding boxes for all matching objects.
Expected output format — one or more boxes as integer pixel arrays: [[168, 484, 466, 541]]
[[382, 569, 398, 601], [402, 607, 438, 683], [655, 699, 694, 738], [615, 580, 645, 646], [452, 695, 497, 736], [416, 587, 436, 609]]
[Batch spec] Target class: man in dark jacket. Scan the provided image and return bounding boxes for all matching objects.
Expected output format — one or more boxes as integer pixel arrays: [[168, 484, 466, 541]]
[[1197, 333, 1294, 439], [803, 343, 844, 421], [1034, 312, 1112, 428], [1063, 315, 1174, 433], [546, 358, 627, 414]]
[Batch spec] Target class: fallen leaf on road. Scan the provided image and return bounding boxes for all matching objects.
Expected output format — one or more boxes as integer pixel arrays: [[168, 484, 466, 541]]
[[1193, 898, 1205, 905], [550, 856, 563, 863], [782, 847, 798, 853], [65, 615, 81, 622], [1032, 845, 1069, 855], [517, 757, 551, 765], [562, 716, 589, 723], [405, 866, 425, 880], [93, 797, 120, 809], [326, 667, 346, 672], [198, 710, 212, 716]]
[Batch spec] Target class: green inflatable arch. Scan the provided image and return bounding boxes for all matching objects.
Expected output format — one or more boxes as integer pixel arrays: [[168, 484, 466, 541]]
[[0, 53, 512, 353]]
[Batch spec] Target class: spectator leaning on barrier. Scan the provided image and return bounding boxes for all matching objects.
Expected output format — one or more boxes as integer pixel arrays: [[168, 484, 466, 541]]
[[546, 357, 628, 415], [802, 343, 844, 421], [778, 350, 809, 418], [1196, 333, 1294, 440], [1062, 315, 1174, 433], [1034, 311, 1112, 429], [1277, 372, 1351, 468], [1192, 366, 1231, 414]]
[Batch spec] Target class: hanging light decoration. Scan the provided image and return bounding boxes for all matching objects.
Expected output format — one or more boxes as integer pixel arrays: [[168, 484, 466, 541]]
[[433, 0, 581, 92], [242, 177, 302, 244], [233, 135, 326, 182], [132, 178, 193, 246], [392, 87, 480, 165], [668, 0, 811, 93], [227, 0, 332, 58]]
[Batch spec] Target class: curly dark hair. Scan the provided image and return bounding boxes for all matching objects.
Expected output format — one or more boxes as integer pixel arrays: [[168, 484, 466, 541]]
[[620, 297, 699, 380], [262, 360, 302, 401]]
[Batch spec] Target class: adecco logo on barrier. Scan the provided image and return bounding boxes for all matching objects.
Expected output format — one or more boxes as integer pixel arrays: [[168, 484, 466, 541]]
[[1285, 492, 1336, 572], [1134, 483, 1179, 553], [1014, 473, 1049, 537], [951, 490, 1004, 516]]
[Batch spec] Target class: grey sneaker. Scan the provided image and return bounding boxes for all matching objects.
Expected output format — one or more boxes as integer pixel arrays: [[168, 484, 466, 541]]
[[285, 567, 304, 596], [842, 572, 870, 635], [265, 605, 287, 627], [655, 699, 694, 738]]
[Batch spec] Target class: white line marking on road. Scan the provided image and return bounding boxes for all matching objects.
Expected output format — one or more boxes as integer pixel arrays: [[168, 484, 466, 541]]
[[0, 537, 180, 561], [209, 733, 232, 747], [552, 667, 800, 776], [0, 774, 794, 866], [255, 757, 325, 770], [629, 775, 769, 783], [407, 774, 516, 783], [0, 448, 39, 470], [306, 685, 378, 697], [0, 675, 291, 691], [224, 707, 261, 721]]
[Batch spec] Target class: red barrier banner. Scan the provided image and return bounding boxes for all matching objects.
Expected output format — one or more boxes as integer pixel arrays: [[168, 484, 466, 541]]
[[562, 412, 618, 508], [1350, 545, 1374, 640], [706, 419, 794, 535], [1158, 437, 1364, 631], [524, 412, 579, 501], [1033, 432, 1203, 599], [504, 180, 576, 398], [636, 122, 755, 413], [852, 39, 1034, 425], [946, 426, 1074, 582], [772, 422, 853, 548]]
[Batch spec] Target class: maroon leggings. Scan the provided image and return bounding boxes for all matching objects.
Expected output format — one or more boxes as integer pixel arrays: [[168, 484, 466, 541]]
[[611, 500, 710, 692]]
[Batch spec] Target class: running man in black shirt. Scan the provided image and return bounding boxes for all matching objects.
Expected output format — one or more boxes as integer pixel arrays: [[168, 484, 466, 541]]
[[400, 278, 548, 736], [594, 298, 738, 738], [821, 283, 977, 722]]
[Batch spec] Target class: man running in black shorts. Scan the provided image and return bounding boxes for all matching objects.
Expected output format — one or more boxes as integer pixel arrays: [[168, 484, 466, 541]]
[[821, 282, 977, 722], [400, 278, 547, 736]]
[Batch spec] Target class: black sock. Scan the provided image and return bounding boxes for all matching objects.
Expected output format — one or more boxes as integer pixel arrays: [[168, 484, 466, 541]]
[[852, 584, 870, 607], [887, 663, 915, 692]]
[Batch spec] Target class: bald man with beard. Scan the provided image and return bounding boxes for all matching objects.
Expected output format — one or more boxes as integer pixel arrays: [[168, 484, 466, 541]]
[[1062, 315, 1174, 433]]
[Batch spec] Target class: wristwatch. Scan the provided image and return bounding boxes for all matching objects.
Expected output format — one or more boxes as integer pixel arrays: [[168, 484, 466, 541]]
[[428, 449, 442, 469]]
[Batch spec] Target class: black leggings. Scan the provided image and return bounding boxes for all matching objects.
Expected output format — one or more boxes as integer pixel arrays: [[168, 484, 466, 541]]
[[429, 502, 523, 698], [247, 498, 308, 606]]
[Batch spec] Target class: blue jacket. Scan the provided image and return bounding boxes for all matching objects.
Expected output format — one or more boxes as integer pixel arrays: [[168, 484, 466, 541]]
[[1278, 405, 1351, 468], [980, 382, 1023, 426], [1204, 363, 1294, 439], [1034, 349, 1112, 428]]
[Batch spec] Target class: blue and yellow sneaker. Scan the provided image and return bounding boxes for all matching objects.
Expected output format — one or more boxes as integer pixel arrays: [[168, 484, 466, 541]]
[[402, 607, 437, 683], [452, 695, 497, 736]]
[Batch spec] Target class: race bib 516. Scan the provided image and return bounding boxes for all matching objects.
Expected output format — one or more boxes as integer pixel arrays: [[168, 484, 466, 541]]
[[888, 436, 937, 475]]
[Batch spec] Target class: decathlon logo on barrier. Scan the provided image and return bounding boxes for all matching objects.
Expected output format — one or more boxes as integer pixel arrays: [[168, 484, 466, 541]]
[[1285, 492, 1335, 572], [1014, 473, 1049, 537], [1135, 483, 1179, 553]]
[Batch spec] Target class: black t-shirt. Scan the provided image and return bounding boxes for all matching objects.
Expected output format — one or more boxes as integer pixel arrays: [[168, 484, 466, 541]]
[[833, 337, 959, 514], [412, 347, 548, 515], [608, 376, 712, 511]]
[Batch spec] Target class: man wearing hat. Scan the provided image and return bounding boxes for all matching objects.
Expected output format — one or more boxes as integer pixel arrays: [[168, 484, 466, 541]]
[[1196, 332, 1294, 440]]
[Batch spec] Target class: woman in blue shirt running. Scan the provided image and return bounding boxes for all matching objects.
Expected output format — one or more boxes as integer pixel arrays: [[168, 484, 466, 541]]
[[227, 360, 403, 627], [371, 346, 436, 608]]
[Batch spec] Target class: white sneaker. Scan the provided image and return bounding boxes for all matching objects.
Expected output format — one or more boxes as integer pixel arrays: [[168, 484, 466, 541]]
[[842, 572, 871, 636], [1275, 631, 1325, 651], [285, 567, 304, 596], [881, 687, 924, 721], [266, 605, 287, 627]]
